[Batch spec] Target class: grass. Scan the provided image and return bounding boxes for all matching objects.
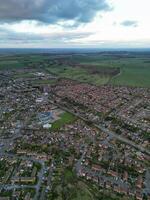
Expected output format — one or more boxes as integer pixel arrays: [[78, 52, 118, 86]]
[[32, 79, 57, 85], [0, 60, 19, 65], [71, 181, 95, 200], [50, 166, 131, 200], [46, 54, 150, 87], [71, 55, 150, 87], [0, 54, 48, 70], [63, 168, 77, 183], [0, 62, 25, 70], [52, 168, 95, 200], [0, 53, 150, 87], [47, 66, 110, 85], [51, 112, 77, 130], [14, 73, 35, 78], [0, 56, 26, 69], [110, 65, 150, 87]]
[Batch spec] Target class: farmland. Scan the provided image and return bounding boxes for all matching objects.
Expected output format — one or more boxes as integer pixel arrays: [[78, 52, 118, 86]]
[[0, 51, 150, 87], [68, 53, 150, 87], [46, 65, 110, 85]]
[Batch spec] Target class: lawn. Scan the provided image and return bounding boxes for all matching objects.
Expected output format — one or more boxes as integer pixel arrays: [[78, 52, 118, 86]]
[[51, 112, 77, 130]]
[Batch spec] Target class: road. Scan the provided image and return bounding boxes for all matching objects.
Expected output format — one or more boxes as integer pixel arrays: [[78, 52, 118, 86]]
[[0, 128, 21, 154], [0, 184, 36, 190], [75, 145, 87, 174], [34, 162, 46, 200], [95, 124, 150, 156], [47, 159, 55, 189]]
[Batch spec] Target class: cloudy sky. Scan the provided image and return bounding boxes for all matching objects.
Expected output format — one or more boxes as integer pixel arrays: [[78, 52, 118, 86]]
[[0, 0, 150, 48]]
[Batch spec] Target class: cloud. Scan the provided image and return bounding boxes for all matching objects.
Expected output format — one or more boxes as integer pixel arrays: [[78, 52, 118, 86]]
[[0, 0, 110, 24], [0, 27, 93, 44], [121, 20, 138, 27]]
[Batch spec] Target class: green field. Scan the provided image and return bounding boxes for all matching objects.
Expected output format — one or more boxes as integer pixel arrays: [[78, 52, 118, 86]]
[[0, 60, 25, 69], [70, 55, 150, 87], [13, 72, 35, 78], [0, 54, 48, 70], [110, 65, 150, 87], [71, 181, 95, 200], [51, 112, 77, 130], [0, 52, 150, 87], [32, 79, 57, 85], [47, 65, 110, 85]]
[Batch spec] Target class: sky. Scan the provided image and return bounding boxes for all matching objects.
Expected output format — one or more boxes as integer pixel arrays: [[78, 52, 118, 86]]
[[0, 0, 150, 48]]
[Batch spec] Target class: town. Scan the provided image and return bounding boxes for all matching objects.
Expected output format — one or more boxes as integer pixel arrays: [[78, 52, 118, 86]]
[[0, 66, 150, 200]]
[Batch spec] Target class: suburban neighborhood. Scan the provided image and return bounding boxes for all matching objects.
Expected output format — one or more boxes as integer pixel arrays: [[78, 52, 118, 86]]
[[0, 65, 149, 200]]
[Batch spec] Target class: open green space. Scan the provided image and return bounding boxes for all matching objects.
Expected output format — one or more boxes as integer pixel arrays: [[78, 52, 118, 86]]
[[50, 168, 95, 200], [0, 60, 25, 69], [0, 52, 150, 87], [0, 54, 48, 70], [32, 79, 57, 85], [70, 181, 95, 200], [51, 112, 77, 131], [69, 55, 150, 87], [13, 72, 35, 78], [47, 65, 110, 85], [110, 65, 150, 87]]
